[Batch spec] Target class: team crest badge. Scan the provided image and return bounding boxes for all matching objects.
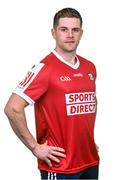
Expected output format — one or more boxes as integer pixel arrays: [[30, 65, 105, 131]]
[[88, 73, 94, 80]]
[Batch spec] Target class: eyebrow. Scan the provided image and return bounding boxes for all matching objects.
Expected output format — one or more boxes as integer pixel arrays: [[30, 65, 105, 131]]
[[59, 26, 68, 29], [59, 26, 81, 29]]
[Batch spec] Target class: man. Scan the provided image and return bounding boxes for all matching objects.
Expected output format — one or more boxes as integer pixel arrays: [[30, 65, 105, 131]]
[[4, 8, 99, 179]]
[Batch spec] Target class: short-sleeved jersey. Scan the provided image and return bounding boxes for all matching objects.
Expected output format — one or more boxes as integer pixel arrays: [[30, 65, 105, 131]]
[[14, 50, 99, 174]]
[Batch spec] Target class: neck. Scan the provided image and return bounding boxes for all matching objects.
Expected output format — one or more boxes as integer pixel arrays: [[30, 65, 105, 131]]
[[54, 48, 77, 65]]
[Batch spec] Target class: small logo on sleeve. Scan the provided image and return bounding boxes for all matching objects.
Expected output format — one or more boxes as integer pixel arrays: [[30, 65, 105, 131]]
[[18, 71, 35, 88], [18, 63, 44, 89]]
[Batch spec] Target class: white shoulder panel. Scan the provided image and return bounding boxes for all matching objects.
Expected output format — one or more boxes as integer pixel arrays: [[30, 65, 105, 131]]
[[13, 63, 45, 105], [17, 63, 45, 90]]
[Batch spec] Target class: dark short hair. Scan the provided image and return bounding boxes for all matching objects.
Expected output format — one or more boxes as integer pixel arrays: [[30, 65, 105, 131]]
[[53, 7, 83, 28]]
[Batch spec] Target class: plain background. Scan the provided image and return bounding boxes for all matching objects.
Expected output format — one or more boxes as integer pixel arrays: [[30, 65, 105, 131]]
[[0, 0, 121, 179]]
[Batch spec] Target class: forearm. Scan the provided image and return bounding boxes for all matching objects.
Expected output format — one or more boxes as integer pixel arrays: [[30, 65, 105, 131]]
[[5, 108, 66, 167], [4, 94, 66, 167], [5, 107, 37, 151]]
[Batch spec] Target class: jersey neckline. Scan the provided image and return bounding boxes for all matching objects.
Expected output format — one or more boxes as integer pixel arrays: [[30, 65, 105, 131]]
[[52, 50, 80, 70]]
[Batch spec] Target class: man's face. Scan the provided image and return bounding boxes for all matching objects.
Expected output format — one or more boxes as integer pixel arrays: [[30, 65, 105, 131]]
[[52, 17, 83, 53]]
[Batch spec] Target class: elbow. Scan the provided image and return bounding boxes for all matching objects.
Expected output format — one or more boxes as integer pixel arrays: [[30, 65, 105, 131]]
[[4, 101, 24, 118], [4, 103, 9, 116], [4, 94, 27, 119], [4, 103, 12, 118], [4, 94, 27, 118], [4, 102, 18, 119]]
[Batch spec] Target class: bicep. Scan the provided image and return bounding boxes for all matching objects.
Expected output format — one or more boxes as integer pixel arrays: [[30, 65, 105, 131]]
[[5, 93, 28, 114]]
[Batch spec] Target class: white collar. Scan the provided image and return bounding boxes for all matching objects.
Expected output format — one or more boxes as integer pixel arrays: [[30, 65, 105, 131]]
[[52, 50, 80, 69]]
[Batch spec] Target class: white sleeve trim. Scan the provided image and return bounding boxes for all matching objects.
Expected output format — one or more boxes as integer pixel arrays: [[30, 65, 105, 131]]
[[13, 88, 35, 106]]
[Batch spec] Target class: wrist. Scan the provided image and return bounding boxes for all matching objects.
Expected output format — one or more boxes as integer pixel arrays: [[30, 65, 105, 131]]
[[28, 141, 38, 152], [31, 142, 40, 152]]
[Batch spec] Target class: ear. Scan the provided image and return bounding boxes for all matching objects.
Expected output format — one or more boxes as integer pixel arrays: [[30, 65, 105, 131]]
[[79, 29, 83, 40], [81, 29, 83, 37], [51, 28, 56, 39]]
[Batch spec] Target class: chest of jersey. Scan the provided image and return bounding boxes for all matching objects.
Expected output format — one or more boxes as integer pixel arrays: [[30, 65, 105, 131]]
[[43, 62, 96, 116], [48, 61, 96, 94]]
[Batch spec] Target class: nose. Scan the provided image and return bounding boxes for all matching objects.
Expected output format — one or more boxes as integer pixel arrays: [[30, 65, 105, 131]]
[[67, 30, 73, 37]]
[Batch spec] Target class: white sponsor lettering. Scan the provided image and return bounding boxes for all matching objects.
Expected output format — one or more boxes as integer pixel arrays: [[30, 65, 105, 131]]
[[65, 92, 96, 104], [65, 92, 96, 115]]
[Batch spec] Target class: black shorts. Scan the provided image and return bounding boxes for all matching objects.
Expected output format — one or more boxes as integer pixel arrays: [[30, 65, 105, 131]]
[[40, 165, 99, 179]]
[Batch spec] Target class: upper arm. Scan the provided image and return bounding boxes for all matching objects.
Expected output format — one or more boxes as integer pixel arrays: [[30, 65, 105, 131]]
[[5, 93, 29, 115]]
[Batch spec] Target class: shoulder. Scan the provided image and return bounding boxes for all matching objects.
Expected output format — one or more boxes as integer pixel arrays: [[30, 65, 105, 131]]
[[77, 54, 94, 65], [77, 55, 96, 68], [40, 52, 56, 65], [77, 55, 97, 78], [30, 52, 54, 74]]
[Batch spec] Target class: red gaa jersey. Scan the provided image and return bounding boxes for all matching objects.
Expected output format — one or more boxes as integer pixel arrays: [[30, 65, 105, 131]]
[[14, 50, 99, 174]]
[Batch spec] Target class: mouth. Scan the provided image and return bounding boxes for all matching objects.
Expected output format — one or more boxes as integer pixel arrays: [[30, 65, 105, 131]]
[[65, 41, 75, 44]]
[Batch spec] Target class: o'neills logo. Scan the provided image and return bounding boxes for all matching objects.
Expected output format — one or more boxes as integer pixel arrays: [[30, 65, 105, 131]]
[[65, 92, 96, 115]]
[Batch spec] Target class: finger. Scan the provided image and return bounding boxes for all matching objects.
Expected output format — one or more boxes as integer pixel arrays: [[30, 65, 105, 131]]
[[48, 154, 60, 163], [45, 158, 52, 167], [51, 151, 66, 158], [51, 146, 65, 152]]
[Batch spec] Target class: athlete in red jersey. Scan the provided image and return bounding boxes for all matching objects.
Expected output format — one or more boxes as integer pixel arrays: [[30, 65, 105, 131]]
[[4, 8, 99, 179]]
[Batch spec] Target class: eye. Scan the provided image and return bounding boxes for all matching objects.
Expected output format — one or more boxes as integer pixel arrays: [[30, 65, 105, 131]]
[[60, 28, 68, 32], [72, 28, 80, 32]]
